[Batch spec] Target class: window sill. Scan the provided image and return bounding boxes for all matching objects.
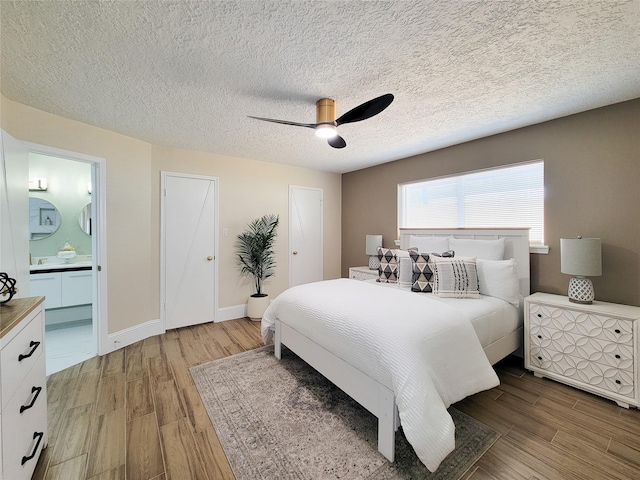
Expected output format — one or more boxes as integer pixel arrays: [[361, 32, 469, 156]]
[[530, 245, 549, 254], [395, 240, 549, 254]]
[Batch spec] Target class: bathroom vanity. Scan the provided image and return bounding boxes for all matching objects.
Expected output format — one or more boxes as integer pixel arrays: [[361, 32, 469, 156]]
[[29, 260, 92, 310]]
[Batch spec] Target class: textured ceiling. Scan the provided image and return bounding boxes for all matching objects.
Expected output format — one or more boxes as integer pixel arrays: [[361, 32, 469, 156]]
[[1, 1, 639, 174]]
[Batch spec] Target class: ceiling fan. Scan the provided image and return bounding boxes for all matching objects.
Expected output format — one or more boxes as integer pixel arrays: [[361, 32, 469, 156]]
[[248, 93, 394, 149]]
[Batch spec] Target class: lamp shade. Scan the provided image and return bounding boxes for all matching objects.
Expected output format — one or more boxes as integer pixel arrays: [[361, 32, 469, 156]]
[[365, 234, 383, 255], [560, 237, 602, 277]]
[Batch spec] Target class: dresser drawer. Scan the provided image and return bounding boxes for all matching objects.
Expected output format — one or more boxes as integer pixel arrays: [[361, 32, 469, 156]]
[[529, 328, 634, 372], [528, 304, 633, 346], [2, 357, 47, 480], [529, 346, 634, 398], [348, 267, 379, 281], [1, 311, 44, 409]]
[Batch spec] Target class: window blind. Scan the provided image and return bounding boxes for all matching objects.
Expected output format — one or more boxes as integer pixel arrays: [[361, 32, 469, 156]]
[[399, 161, 544, 244]]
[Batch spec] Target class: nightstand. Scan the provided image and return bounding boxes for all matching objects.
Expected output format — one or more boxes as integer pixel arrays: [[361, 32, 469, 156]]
[[348, 266, 379, 281], [524, 292, 640, 408]]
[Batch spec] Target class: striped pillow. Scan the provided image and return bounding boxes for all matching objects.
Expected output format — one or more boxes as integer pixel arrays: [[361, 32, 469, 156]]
[[432, 257, 481, 298]]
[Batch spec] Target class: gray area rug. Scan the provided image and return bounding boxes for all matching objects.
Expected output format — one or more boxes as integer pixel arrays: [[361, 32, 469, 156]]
[[190, 346, 499, 480]]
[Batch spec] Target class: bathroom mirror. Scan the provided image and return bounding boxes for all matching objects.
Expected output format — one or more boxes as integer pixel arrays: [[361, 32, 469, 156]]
[[29, 197, 62, 240], [78, 202, 92, 235]]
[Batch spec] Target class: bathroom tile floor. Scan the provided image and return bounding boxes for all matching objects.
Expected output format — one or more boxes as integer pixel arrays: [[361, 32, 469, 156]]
[[45, 320, 95, 375]]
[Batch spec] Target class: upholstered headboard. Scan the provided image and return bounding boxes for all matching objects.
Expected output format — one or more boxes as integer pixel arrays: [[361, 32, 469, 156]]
[[398, 228, 531, 299]]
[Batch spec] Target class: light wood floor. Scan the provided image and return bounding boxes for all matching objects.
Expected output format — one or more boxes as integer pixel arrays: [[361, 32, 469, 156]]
[[34, 318, 640, 480]]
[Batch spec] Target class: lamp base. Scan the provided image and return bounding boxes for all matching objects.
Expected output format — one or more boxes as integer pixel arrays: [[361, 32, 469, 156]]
[[568, 276, 595, 304], [369, 255, 380, 270]]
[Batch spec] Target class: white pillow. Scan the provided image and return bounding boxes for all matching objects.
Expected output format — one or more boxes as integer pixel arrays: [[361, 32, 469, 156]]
[[408, 235, 450, 253], [449, 237, 506, 260], [476, 258, 520, 306], [395, 248, 414, 258], [397, 256, 414, 286], [395, 248, 418, 286], [431, 257, 481, 299]]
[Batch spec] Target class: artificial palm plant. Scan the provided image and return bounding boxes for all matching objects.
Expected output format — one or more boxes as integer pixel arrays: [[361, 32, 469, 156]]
[[236, 214, 279, 297]]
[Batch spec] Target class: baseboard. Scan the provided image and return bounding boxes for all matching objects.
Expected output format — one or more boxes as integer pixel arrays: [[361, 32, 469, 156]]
[[217, 304, 247, 322], [100, 304, 254, 355], [101, 318, 163, 355], [45, 305, 92, 326]]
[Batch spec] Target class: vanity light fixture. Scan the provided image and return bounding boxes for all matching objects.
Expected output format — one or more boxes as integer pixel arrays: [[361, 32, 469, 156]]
[[28, 178, 48, 191]]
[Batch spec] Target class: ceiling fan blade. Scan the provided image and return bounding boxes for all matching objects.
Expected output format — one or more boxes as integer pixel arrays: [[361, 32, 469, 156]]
[[335, 94, 394, 126], [248, 116, 316, 129], [328, 135, 346, 149]]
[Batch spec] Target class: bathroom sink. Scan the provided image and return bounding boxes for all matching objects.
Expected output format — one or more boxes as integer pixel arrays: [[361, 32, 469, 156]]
[[30, 261, 92, 272]]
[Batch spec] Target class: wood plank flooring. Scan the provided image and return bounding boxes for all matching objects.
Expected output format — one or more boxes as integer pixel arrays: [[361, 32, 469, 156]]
[[35, 318, 640, 480]]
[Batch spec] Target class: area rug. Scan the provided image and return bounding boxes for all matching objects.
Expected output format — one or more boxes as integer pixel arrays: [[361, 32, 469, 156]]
[[190, 346, 499, 480]]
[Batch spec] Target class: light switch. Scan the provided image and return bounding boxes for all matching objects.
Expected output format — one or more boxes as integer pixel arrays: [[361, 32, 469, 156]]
[[222, 228, 228, 237]]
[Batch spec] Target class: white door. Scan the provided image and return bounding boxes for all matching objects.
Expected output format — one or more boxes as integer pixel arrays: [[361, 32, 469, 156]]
[[162, 172, 217, 329], [289, 186, 323, 287], [0, 130, 30, 295]]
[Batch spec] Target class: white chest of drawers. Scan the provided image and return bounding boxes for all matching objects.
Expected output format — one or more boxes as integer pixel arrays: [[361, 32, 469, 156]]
[[524, 292, 640, 408], [348, 266, 379, 281], [0, 297, 47, 480]]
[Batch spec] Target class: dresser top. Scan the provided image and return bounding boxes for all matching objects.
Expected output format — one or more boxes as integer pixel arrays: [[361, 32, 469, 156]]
[[0, 296, 45, 340], [526, 292, 640, 318]]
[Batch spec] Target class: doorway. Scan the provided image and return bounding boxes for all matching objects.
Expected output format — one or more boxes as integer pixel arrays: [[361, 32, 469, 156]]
[[289, 185, 323, 287], [25, 143, 106, 374], [161, 172, 218, 330]]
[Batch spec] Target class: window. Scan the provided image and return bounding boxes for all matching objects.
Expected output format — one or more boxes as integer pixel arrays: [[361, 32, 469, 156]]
[[399, 161, 544, 244]]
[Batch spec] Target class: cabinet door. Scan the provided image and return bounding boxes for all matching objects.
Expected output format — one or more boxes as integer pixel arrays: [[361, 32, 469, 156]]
[[29, 274, 62, 309], [61, 271, 93, 307]]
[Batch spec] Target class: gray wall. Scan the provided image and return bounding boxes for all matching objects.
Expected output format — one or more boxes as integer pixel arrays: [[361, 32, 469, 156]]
[[342, 99, 640, 306]]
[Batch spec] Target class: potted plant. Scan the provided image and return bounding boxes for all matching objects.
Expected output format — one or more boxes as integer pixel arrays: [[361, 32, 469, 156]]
[[236, 214, 279, 320]]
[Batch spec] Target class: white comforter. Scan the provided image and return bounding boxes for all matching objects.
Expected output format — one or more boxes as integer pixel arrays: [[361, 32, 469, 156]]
[[261, 278, 499, 472]]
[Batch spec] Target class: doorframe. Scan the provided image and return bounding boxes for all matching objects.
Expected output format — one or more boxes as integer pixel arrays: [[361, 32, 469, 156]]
[[160, 171, 219, 330], [25, 142, 108, 355], [288, 185, 323, 287]]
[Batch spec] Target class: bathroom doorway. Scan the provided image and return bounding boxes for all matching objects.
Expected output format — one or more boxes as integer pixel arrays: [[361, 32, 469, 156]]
[[25, 143, 106, 375]]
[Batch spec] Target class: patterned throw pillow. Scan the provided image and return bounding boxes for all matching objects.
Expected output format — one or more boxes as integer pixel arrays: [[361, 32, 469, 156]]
[[409, 250, 455, 292], [409, 251, 433, 292], [377, 247, 398, 283], [432, 257, 481, 298]]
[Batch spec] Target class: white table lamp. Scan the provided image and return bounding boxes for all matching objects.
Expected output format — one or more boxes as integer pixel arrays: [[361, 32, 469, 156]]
[[560, 237, 602, 304], [366, 234, 383, 270]]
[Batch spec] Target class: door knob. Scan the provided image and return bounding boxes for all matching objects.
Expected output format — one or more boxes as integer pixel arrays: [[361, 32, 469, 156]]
[[292, 251, 298, 255], [207, 256, 213, 261]]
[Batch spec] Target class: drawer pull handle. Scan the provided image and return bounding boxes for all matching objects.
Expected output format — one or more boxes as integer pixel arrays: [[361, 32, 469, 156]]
[[537, 335, 542, 339], [615, 380, 621, 385], [20, 386, 43, 413], [537, 314, 542, 318], [21, 431, 44, 465], [615, 354, 621, 359], [614, 329, 621, 334], [538, 356, 542, 360], [18, 341, 41, 361]]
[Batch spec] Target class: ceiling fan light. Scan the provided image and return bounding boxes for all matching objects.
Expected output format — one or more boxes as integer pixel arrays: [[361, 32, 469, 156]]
[[315, 123, 338, 138]]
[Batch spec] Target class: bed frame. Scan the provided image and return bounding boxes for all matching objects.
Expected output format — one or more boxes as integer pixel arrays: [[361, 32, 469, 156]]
[[274, 228, 530, 463]]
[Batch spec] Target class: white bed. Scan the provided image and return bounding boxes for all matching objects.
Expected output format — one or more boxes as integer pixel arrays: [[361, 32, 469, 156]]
[[262, 228, 530, 472]]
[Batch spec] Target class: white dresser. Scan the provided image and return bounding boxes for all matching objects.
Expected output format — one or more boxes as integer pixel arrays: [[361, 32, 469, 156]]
[[348, 266, 379, 281], [524, 292, 640, 408], [0, 297, 47, 480]]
